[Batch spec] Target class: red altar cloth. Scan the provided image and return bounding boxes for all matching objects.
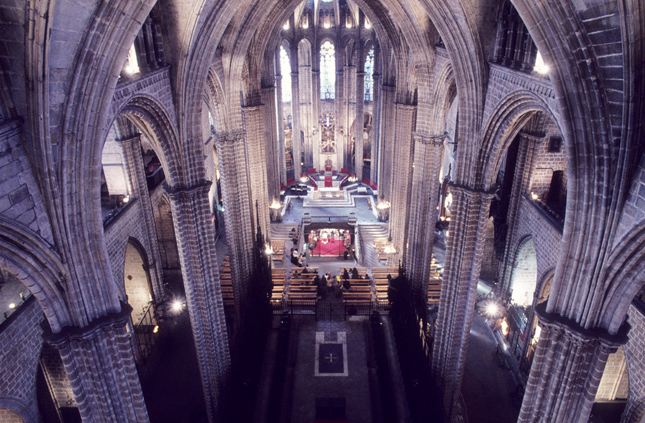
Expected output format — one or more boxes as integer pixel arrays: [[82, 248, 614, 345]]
[[312, 239, 345, 256], [324, 176, 332, 187]]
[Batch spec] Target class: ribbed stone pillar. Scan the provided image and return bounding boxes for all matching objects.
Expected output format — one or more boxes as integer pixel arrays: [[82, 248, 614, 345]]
[[388, 103, 415, 258], [406, 133, 444, 294], [378, 85, 396, 201], [166, 182, 231, 423], [46, 305, 149, 423], [355, 71, 365, 181], [214, 132, 254, 305], [118, 134, 164, 300], [275, 75, 287, 187], [243, 105, 271, 238], [290, 48, 301, 177], [498, 132, 541, 294], [371, 73, 383, 187], [431, 184, 494, 421], [336, 68, 346, 170], [261, 86, 281, 201], [312, 70, 321, 171], [518, 303, 628, 423]]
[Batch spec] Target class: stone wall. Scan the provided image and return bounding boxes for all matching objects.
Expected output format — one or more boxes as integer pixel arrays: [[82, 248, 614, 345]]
[[0, 298, 44, 423]]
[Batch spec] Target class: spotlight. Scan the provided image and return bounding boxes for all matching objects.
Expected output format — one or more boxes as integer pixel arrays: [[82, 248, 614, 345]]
[[171, 300, 184, 313], [485, 302, 499, 317]]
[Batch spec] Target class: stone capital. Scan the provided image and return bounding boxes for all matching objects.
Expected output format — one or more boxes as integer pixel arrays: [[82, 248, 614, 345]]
[[164, 180, 212, 200], [214, 130, 245, 146], [535, 301, 629, 350], [44, 302, 132, 348], [413, 132, 446, 146], [448, 182, 496, 201]]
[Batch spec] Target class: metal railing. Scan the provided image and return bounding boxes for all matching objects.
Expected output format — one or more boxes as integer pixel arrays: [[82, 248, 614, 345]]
[[134, 302, 159, 366]]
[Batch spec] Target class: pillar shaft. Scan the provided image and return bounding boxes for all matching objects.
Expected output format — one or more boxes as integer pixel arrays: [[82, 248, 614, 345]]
[[519, 303, 628, 423], [388, 103, 415, 257], [166, 182, 231, 423], [290, 48, 301, 177], [47, 305, 149, 423], [378, 85, 396, 200], [431, 184, 494, 420], [243, 105, 271, 239], [118, 135, 165, 301], [214, 132, 254, 305], [355, 71, 365, 181], [371, 73, 383, 188], [261, 86, 281, 201], [498, 133, 541, 294], [406, 134, 444, 293]]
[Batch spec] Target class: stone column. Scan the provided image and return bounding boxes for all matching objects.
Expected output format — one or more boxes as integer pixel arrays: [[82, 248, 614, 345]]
[[290, 48, 302, 178], [355, 71, 365, 181], [431, 184, 494, 421], [406, 133, 444, 295], [498, 132, 541, 294], [214, 131, 254, 306], [388, 103, 415, 258], [312, 70, 321, 171], [371, 73, 383, 188], [117, 135, 164, 301], [243, 105, 271, 239], [165, 182, 231, 423], [275, 75, 288, 188], [261, 86, 281, 201], [336, 68, 346, 170], [46, 305, 149, 423], [518, 302, 628, 423], [378, 85, 396, 200]]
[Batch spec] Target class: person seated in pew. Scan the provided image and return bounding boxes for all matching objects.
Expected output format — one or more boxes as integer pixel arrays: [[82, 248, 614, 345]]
[[343, 268, 350, 280], [352, 267, 359, 279], [343, 279, 351, 292]]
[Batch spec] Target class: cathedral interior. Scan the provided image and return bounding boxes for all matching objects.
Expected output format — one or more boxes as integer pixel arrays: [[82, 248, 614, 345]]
[[1, 0, 645, 422]]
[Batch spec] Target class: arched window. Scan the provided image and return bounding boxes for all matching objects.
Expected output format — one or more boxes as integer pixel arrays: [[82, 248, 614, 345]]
[[320, 41, 335, 100], [280, 46, 292, 103], [364, 46, 375, 101]]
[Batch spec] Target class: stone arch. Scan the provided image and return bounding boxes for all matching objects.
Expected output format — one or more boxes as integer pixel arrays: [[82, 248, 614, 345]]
[[0, 401, 30, 423], [122, 238, 153, 325], [622, 398, 645, 423], [536, 267, 555, 304], [0, 217, 70, 332], [599, 226, 645, 334], [115, 95, 182, 189], [205, 66, 228, 135], [154, 195, 181, 289], [430, 61, 456, 135], [477, 90, 561, 190], [55, 1, 157, 326], [509, 235, 538, 307]]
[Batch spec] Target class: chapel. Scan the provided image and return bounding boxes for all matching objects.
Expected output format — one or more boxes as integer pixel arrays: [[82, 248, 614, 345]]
[[0, 0, 644, 422]]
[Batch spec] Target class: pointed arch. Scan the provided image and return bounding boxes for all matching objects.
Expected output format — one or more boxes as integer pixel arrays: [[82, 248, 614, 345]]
[[0, 217, 70, 333]]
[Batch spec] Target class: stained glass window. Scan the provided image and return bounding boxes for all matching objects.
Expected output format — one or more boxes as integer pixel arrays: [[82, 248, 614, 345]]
[[280, 46, 292, 103], [364, 46, 375, 101], [320, 41, 335, 100]]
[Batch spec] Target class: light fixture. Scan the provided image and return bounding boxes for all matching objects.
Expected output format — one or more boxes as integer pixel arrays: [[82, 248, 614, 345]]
[[122, 195, 130, 203], [531, 192, 539, 200], [365, 20, 371, 29], [300, 176, 308, 183], [283, 21, 289, 30], [153, 325, 159, 334], [265, 244, 274, 255], [171, 300, 184, 313], [9, 303, 15, 309], [376, 200, 391, 210], [270, 199, 282, 209]]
